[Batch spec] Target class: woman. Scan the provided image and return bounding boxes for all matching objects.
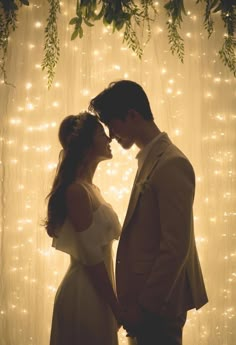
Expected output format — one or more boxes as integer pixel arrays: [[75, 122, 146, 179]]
[[45, 112, 121, 345]]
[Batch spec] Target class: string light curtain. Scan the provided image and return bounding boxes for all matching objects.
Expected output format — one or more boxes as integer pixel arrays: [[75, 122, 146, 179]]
[[0, 1, 236, 344]]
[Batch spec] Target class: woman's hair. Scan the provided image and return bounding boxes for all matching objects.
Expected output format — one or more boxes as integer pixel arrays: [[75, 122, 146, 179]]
[[89, 80, 154, 124], [45, 112, 100, 237]]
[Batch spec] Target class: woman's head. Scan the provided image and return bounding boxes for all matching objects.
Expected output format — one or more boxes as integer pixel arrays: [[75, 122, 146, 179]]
[[59, 112, 100, 163], [45, 111, 111, 237]]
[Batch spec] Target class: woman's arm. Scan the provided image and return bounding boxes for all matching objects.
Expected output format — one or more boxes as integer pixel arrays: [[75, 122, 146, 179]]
[[66, 183, 121, 324], [86, 262, 121, 324]]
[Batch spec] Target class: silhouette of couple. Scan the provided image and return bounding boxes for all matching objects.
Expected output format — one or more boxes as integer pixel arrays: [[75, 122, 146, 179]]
[[46, 80, 208, 345]]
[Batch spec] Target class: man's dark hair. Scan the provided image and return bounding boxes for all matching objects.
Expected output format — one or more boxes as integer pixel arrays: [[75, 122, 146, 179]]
[[89, 80, 154, 124]]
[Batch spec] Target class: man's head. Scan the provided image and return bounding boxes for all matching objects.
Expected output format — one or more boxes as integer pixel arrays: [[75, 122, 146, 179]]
[[89, 80, 154, 149]]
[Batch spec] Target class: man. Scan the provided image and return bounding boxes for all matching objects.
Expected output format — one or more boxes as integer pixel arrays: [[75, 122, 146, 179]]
[[89, 80, 208, 345]]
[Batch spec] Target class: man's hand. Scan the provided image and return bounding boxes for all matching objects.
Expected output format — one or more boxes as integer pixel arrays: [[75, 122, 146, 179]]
[[121, 304, 144, 336]]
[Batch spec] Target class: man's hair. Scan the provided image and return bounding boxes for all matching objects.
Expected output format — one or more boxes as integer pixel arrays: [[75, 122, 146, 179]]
[[89, 80, 154, 124]]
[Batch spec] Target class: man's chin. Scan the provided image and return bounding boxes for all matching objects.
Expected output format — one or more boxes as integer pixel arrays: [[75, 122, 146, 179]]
[[120, 141, 133, 150]]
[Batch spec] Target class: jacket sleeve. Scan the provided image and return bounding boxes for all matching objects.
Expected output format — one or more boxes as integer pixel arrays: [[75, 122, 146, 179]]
[[138, 156, 195, 313]]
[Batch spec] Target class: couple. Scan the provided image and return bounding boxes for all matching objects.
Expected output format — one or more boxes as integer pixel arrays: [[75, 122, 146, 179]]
[[45, 80, 208, 345]]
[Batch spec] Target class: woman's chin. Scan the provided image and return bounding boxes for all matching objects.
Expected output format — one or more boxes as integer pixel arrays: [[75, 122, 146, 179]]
[[100, 152, 113, 161]]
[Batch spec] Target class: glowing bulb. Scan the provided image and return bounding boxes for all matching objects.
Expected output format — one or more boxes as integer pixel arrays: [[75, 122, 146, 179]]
[[81, 89, 90, 96], [113, 65, 121, 70], [25, 82, 32, 90], [35, 22, 42, 28], [26, 103, 34, 110], [47, 163, 57, 171], [216, 114, 224, 121], [174, 129, 181, 136], [10, 118, 21, 125]]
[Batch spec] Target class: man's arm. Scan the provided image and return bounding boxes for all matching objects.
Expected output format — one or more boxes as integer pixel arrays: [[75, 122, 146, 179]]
[[138, 156, 195, 313]]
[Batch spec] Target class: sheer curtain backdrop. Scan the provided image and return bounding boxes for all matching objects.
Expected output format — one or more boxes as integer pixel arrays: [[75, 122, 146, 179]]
[[0, 1, 235, 344]]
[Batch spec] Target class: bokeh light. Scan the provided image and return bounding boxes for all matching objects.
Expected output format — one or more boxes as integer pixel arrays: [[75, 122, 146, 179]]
[[0, 1, 236, 345]]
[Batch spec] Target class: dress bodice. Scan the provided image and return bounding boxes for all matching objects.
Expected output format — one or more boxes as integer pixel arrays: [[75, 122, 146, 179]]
[[52, 200, 121, 265]]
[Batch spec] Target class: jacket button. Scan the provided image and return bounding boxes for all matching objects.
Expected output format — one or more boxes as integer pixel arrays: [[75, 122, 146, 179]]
[[117, 260, 121, 264]]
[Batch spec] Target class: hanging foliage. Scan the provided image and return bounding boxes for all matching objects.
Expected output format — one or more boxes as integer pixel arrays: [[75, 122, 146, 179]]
[[0, 0, 235, 88], [69, 0, 157, 58], [0, 0, 29, 86], [41, 0, 60, 89]]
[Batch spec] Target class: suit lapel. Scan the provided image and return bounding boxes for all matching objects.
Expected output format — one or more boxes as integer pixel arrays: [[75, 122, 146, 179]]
[[122, 133, 172, 231]]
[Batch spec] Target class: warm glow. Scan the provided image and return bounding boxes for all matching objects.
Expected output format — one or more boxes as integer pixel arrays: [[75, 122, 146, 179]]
[[0, 1, 236, 345]]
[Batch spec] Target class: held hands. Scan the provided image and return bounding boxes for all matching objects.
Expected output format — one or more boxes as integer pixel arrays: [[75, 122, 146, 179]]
[[113, 302, 123, 330], [120, 304, 144, 337]]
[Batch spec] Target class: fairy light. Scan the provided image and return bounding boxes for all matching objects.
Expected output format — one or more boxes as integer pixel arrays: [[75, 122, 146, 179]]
[[0, 2, 235, 345], [25, 82, 32, 90], [26, 103, 34, 110], [35, 22, 42, 28], [28, 44, 35, 49], [81, 89, 90, 96]]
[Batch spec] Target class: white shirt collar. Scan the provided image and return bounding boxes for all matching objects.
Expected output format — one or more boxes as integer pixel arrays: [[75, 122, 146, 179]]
[[136, 132, 164, 174]]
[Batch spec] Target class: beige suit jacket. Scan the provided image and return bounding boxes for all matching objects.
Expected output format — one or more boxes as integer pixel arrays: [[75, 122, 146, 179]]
[[116, 133, 208, 316]]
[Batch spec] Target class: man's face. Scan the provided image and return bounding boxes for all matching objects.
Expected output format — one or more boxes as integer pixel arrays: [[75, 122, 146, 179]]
[[106, 116, 135, 150]]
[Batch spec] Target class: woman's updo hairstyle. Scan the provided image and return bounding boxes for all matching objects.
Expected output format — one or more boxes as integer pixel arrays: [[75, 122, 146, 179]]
[[59, 112, 99, 161], [45, 112, 100, 237]]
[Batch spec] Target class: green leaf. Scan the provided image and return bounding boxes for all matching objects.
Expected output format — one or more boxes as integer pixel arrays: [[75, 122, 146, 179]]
[[20, 0, 30, 5], [93, 7, 105, 20], [210, 0, 220, 10], [78, 26, 83, 38], [114, 18, 125, 31], [212, 3, 222, 13], [71, 29, 79, 40], [104, 10, 114, 25], [83, 18, 94, 27], [69, 17, 79, 25]]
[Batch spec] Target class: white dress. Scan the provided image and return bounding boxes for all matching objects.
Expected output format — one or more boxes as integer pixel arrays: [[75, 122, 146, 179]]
[[49, 185, 121, 345]]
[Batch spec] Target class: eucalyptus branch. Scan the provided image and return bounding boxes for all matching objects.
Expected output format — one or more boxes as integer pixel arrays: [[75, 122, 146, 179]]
[[41, 0, 60, 89], [139, 0, 158, 45], [164, 0, 186, 62], [1, 0, 236, 85], [219, 36, 236, 77], [202, 0, 219, 38], [0, 0, 28, 86], [70, 1, 157, 58], [123, 20, 143, 58], [166, 19, 184, 62], [218, 0, 236, 76]]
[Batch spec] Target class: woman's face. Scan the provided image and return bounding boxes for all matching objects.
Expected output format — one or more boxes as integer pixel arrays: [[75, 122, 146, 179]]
[[90, 123, 112, 161]]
